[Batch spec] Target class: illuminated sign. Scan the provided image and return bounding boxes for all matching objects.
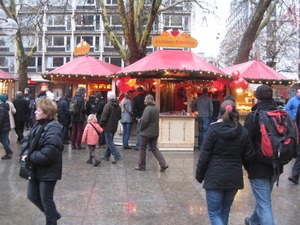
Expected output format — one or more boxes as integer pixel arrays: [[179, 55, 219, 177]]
[[152, 30, 198, 48], [74, 39, 90, 56]]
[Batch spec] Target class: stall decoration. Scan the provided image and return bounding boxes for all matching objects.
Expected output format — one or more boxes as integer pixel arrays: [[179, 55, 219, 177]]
[[228, 70, 249, 91]]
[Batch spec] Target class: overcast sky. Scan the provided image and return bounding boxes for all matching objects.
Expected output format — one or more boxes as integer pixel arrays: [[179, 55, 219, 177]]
[[191, 0, 231, 57]]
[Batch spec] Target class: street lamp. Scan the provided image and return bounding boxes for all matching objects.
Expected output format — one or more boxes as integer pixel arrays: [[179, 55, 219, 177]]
[[0, 8, 18, 35]]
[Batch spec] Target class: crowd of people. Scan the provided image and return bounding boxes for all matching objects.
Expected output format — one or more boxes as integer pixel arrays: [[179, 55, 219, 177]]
[[2, 84, 300, 225]]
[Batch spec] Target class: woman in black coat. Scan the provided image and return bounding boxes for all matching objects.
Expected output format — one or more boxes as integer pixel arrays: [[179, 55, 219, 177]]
[[20, 98, 63, 225], [196, 100, 255, 225]]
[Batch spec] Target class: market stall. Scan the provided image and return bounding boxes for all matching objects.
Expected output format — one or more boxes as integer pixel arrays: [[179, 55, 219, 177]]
[[112, 49, 232, 151], [44, 55, 121, 98], [221, 59, 297, 116], [0, 69, 18, 100]]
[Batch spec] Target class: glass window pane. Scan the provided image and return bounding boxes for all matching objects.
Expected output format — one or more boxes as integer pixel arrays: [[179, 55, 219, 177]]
[[53, 37, 64, 46], [53, 57, 64, 67]]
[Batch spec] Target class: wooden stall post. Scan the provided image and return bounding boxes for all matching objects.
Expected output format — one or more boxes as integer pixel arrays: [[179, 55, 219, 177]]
[[155, 79, 161, 111]]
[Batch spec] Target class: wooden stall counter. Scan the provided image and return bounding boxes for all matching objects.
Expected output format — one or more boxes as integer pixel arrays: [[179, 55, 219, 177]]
[[158, 114, 196, 151]]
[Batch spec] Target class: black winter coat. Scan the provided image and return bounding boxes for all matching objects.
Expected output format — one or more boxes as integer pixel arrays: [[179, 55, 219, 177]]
[[13, 97, 29, 122], [21, 120, 63, 181], [94, 98, 106, 122], [70, 95, 86, 122], [132, 93, 146, 119], [0, 103, 10, 133], [58, 98, 70, 126], [196, 120, 255, 189], [100, 99, 121, 133], [244, 99, 283, 179], [140, 104, 159, 138]]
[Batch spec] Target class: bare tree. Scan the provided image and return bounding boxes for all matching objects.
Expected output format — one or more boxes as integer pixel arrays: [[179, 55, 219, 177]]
[[99, 0, 216, 66]]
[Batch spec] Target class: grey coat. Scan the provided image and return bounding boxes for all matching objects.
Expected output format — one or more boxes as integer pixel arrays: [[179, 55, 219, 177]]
[[140, 104, 159, 138], [121, 98, 133, 124]]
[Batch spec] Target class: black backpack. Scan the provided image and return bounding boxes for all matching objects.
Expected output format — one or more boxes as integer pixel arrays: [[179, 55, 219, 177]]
[[69, 98, 80, 116]]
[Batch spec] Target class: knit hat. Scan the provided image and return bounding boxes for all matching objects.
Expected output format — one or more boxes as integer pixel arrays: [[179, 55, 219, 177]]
[[255, 85, 273, 100], [0, 95, 7, 103], [64, 92, 72, 98], [76, 86, 86, 96]]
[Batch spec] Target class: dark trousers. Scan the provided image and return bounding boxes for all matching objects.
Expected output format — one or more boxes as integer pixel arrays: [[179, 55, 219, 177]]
[[15, 121, 25, 142], [71, 122, 84, 147], [291, 152, 300, 180], [138, 136, 167, 169], [62, 125, 69, 142], [27, 180, 59, 225]]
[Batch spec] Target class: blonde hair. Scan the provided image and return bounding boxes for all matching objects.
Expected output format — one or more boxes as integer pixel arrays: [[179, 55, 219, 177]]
[[36, 98, 58, 120], [87, 114, 97, 121]]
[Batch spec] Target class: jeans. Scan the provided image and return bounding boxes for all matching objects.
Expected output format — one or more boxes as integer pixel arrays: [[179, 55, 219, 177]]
[[206, 189, 238, 225], [27, 179, 59, 225], [198, 117, 211, 149], [0, 131, 12, 155], [62, 125, 69, 142], [122, 123, 132, 148], [136, 121, 141, 149], [249, 177, 276, 225], [104, 132, 122, 160], [99, 132, 106, 146]]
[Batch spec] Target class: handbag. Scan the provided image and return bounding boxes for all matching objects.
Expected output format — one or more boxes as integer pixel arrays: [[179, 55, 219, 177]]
[[19, 122, 47, 180]]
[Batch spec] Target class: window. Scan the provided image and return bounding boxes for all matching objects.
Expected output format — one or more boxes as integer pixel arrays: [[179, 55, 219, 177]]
[[0, 37, 8, 47], [53, 57, 64, 67], [75, 14, 94, 26], [106, 0, 117, 5], [105, 57, 122, 67], [0, 57, 8, 66], [23, 36, 35, 48], [49, 36, 65, 46], [48, 15, 65, 26], [110, 15, 121, 26], [76, 36, 93, 46]]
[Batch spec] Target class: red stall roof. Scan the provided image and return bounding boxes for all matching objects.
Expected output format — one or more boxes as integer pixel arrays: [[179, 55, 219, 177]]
[[114, 50, 231, 80], [221, 60, 295, 84], [47, 55, 121, 77], [0, 69, 17, 80]]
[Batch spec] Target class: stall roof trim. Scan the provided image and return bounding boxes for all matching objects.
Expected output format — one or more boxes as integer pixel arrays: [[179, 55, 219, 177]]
[[113, 50, 232, 80], [221, 60, 297, 84], [46, 55, 121, 77], [0, 69, 18, 81]]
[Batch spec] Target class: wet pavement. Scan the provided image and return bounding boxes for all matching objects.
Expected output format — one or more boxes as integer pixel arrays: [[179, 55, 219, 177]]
[[1, 130, 300, 225]]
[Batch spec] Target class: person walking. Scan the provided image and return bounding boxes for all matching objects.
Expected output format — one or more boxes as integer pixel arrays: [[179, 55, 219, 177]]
[[82, 114, 103, 166], [285, 88, 300, 118], [94, 92, 107, 147], [20, 98, 63, 225], [0, 95, 13, 160], [244, 84, 279, 225], [120, 92, 133, 149], [134, 94, 169, 172], [4, 94, 16, 133], [196, 100, 255, 225], [70, 87, 86, 149], [13, 91, 29, 144], [132, 87, 146, 150], [190, 88, 213, 149], [24, 87, 35, 130], [57, 92, 72, 144], [100, 91, 122, 164], [288, 103, 300, 184]]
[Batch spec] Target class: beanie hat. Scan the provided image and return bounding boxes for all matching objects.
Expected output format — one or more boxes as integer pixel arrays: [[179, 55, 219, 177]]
[[64, 92, 72, 98], [255, 85, 273, 100], [95, 92, 103, 99], [76, 86, 86, 96], [0, 95, 7, 103]]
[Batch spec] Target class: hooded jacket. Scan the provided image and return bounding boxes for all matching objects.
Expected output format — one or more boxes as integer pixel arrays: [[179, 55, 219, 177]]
[[244, 99, 283, 179], [196, 120, 255, 189], [100, 99, 121, 133]]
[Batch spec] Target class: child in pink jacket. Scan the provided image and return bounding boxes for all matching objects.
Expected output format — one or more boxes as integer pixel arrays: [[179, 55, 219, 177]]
[[82, 114, 103, 166]]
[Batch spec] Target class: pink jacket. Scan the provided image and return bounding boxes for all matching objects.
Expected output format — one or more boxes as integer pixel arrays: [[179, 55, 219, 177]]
[[82, 121, 103, 145]]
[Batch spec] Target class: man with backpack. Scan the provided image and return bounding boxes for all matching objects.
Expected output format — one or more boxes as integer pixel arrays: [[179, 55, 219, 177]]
[[244, 85, 283, 225], [70, 87, 86, 149]]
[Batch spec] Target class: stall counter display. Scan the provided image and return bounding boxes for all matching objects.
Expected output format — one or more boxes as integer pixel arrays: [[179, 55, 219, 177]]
[[236, 89, 254, 115], [158, 114, 196, 151]]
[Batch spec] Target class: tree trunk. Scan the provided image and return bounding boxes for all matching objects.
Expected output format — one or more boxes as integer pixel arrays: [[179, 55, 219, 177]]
[[234, 0, 273, 64], [18, 60, 28, 92]]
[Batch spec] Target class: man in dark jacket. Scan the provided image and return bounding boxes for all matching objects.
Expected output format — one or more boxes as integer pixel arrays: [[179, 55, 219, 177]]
[[244, 85, 279, 225], [132, 87, 146, 150], [94, 92, 107, 146], [100, 91, 122, 164], [24, 87, 35, 130], [70, 87, 86, 149], [13, 91, 29, 144], [58, 92, 72, 144], [85, 95, 96, 116], [0, 95, 13, 160]]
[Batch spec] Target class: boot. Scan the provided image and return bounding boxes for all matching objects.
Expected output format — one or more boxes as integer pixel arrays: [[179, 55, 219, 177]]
[[86, 156, 92, 164]]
